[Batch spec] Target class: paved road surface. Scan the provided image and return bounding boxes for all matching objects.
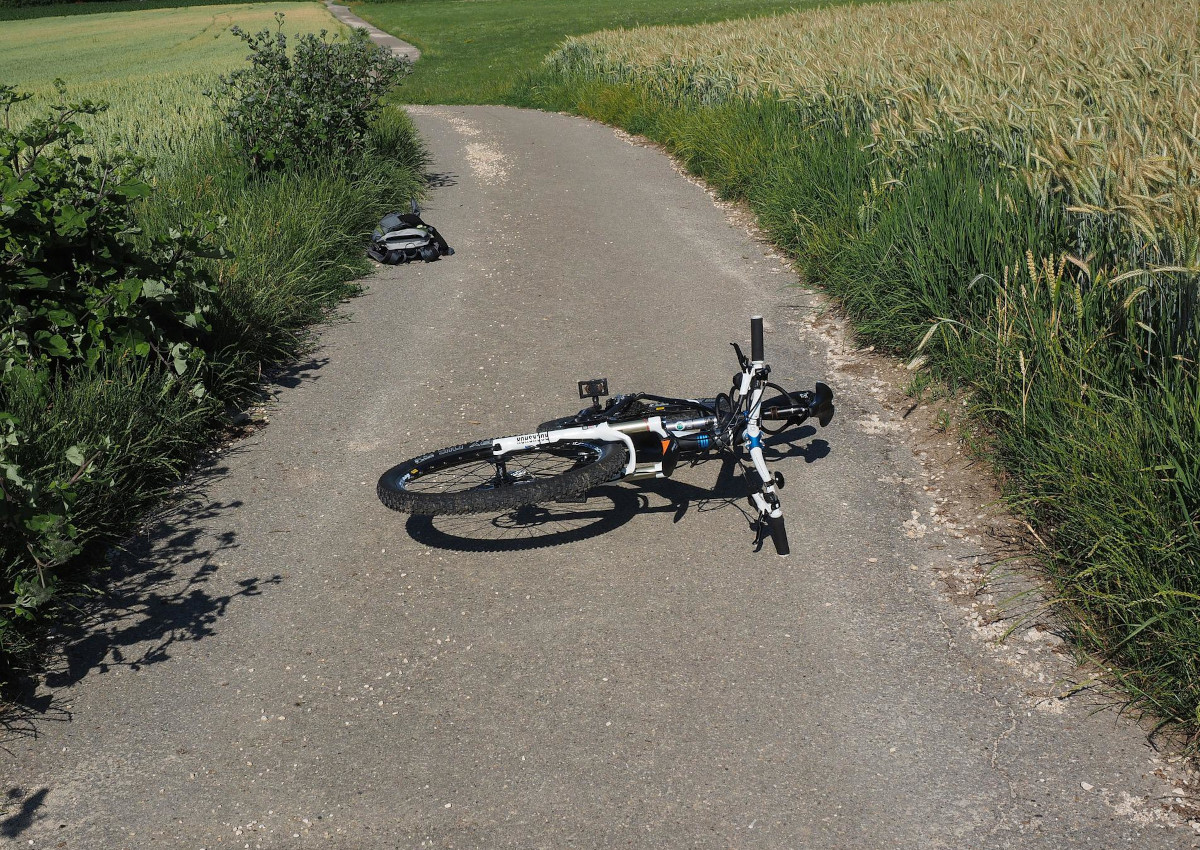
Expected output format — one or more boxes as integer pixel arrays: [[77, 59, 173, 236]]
[[326, 3, 420, 62], [2, 106, 1193, 849]]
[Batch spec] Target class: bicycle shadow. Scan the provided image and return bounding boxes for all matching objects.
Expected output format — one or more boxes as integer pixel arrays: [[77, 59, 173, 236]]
[[763, 425, 831, 464], [406, 486, 642, 552], [406, 429, 832, 553]]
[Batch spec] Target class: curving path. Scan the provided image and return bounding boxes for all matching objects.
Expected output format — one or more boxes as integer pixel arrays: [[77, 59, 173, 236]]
[[326, 2, 420, 62], [1, 101, 1195, 850]]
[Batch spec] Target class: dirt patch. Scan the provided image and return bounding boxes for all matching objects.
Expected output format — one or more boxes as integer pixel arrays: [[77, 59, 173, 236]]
[[408, 107, 510, 185]]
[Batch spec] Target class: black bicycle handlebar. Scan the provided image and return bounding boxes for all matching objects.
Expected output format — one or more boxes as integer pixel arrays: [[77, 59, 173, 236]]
[[767, 513, 790, 556], [750, 315, 764, 362]]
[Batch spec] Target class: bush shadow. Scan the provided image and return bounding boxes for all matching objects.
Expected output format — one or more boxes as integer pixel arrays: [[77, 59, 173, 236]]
[[2, 455, 281, 742], [0, 786, 48, 839], [264, 355, 331, 391]]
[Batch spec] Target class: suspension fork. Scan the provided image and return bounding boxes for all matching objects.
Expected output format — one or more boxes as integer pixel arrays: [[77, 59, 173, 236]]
[[738, 326, 790, 556]]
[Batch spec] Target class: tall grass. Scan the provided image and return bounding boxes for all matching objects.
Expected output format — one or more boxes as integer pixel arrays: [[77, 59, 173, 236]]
[[550, 0, 1200, 372], [138, 112, 424, 372], [551, 0, 1200, 271], [1, 4, 427, 678], [530, 0, 1200, 745]]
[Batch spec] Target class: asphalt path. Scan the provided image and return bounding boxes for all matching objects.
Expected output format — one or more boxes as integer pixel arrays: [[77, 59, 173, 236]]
[[2, 105, 1194, 849], [325, 3, 420, 62]]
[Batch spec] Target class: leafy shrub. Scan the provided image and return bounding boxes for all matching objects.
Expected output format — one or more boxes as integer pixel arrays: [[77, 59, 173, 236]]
[[208, 13, 410, 171], [0, 84, 222, 657], [1, 83, 222, 379], [1, 86, 427, 676]]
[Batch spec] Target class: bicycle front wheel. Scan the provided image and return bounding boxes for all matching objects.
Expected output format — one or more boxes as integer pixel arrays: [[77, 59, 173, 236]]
[[377, 438, 626, 515]]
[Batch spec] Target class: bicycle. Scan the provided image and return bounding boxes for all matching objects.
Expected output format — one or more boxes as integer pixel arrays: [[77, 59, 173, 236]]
[[377, 317, 834, 555]]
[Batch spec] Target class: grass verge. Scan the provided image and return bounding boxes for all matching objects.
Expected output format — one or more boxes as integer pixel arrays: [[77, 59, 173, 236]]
[[1, 4, 426, 684]]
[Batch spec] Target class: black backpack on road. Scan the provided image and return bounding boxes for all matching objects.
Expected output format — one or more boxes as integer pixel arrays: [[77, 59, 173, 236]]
[[368, 202, 454, 264]]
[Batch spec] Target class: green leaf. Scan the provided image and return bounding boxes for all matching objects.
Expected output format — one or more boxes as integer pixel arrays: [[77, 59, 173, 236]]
[[141, 279, 166, 299], [40, 333, 70, 357], [45, 309, 76, 327], [25, 514, 63, 533], [3, 463, 27, 489]]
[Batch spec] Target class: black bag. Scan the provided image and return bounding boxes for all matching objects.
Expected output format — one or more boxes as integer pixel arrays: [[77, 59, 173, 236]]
[[367, 201, 454, 264]]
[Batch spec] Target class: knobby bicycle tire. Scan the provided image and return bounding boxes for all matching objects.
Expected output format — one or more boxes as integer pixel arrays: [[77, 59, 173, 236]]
[[377, 438, 626, 516]]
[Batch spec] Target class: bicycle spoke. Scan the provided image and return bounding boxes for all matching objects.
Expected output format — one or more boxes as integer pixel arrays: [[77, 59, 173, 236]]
[[402, 444, 601, 495]]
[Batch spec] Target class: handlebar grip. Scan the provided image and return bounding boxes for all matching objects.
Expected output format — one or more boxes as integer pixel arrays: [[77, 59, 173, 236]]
[[750, 315, 764, 362], [767, 513, 790, 556]]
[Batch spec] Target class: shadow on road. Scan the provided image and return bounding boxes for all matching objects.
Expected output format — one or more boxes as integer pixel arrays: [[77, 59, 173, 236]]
[[41, 493, 280, 692], [407, 486, 643, 552], [0, 787, 48, 839], [425, 171, 459, 188], [267, 355, 330, 391], [407, 434, 833, 553], [2, 457, 282, 743], [763, 425, 831, 464]]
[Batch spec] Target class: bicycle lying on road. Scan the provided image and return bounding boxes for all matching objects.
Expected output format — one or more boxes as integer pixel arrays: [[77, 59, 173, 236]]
[[377, 317, 834, 555]]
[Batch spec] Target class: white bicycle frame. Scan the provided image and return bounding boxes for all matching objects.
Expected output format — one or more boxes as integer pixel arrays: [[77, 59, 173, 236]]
[[492, 413, 715, 480], [737, 361, 786, 528], [489, 333, 786, 542]]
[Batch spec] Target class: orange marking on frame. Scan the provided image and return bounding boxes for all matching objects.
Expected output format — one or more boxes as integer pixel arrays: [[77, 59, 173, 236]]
[[661, 440, 671, 455]]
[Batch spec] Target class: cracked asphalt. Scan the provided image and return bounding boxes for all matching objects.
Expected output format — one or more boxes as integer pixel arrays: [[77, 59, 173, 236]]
[[1, 105, 1194, 849]]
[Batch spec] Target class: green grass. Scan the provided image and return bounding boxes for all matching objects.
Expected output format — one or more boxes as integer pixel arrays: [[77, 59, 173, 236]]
[[0, 2, 335, 156], [349, 0, 876, 104], [0, 0, 278, 22]]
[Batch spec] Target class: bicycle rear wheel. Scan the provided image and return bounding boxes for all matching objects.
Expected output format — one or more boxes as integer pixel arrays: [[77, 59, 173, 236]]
[[377, 438, 626, 515]]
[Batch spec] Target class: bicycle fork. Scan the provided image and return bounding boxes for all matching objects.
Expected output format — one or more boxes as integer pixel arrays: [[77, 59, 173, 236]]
[[745, 424, 790, 556], [741, 316, 790, 556]]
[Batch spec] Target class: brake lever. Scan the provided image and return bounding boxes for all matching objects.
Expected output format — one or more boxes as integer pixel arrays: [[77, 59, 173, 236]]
[[730, 342, 750, 370]]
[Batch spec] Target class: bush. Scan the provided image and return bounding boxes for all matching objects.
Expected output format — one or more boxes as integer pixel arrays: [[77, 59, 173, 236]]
[[0, 361, 219, 660], [0, 83, 221, 378], [0, 83, 230, 655], [0, 75, 427, 677], [208, 13, 410, 171]]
